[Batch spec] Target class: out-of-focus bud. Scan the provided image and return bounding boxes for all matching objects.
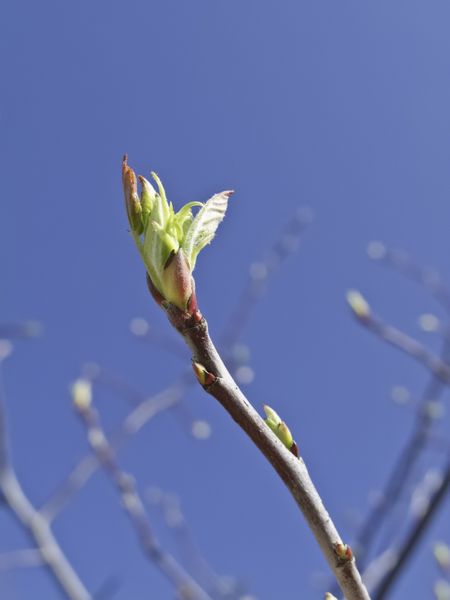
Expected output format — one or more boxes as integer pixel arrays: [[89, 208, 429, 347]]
[[71, 379, 92, 411], [123, 156, 232, 313], [434, 579, 450, 600], [263, 405, 299, 457], [346, 289, 371, 321], [325, 594, 338, 600], [434, 542, 450, 572]]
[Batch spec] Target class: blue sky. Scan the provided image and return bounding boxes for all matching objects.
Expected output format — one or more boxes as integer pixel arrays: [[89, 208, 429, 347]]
[[1, 1, 450, 598]]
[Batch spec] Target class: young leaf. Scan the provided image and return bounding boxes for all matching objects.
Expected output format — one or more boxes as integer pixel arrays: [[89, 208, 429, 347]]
[[182, 191, 233, 270]]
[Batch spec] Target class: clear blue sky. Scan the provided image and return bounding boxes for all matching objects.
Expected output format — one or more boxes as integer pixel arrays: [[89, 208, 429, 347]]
[[1, 1, 450, 598]]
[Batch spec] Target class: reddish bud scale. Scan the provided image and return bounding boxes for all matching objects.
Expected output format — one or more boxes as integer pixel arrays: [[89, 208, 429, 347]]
[[290, 441, 299, 458], [334, 543, 353, 562]]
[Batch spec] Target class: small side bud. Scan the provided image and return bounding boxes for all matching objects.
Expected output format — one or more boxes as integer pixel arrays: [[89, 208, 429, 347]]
[[71, 379, 92, 411], [277, 422, 294, 450], [263, 404, 282, 429], [346, 289, 371, 321], [334, 542, 354, 562], [325, 594, 338, 600], [192, 362, 216, 386], [263, 404, 299, 457], [434, 542, 450, 571]]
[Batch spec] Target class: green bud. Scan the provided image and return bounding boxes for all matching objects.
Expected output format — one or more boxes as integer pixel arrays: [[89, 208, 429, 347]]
[[192, 362, 216, 386], [138, 175, 156, 223], [263, 404, 298, 456], [277, 422, 294, 449], [123, 156, 232, 313]]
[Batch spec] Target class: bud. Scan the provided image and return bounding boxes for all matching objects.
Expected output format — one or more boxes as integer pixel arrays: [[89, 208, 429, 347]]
[[334, 542, 353, 562], [434, 542, 450, 571], [435, 580, 450, 600], [123, 156, 232, 312], [263, 404, 298, 456], [71, 379, 92, 411], [325, 594, 338, 600], [122, 156, 143, 235], [346, 289, 371, 321], [192, 362, 216, 386]]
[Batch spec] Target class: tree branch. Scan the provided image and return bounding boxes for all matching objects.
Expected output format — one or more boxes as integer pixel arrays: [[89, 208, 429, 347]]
[[0, 361, 91, 600], [163, 303, 370, 600], [74, 394, 213, 600], [373, 462, 450, 599]]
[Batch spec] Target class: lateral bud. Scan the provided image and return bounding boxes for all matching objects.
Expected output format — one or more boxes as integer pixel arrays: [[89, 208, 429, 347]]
[[334, 542, 354, 562], [346, 289, 371, 321], [192, 362, 216, 386], [71, 379, 92, 411], [263, 404, 299, 457]]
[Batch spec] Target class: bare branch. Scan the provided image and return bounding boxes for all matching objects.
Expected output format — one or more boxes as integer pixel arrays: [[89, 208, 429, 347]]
[[372, 462, 450, 599], [74, 394, 213, 600], [0, 360, 91, 600], [164, 305, 370, 600], [0, 549, 43, 571], [367, 243, 450, 314], [41, 382, 184, 521]]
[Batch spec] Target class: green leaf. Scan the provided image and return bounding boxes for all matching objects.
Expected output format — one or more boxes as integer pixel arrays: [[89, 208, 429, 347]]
[[182, 191, 232, 270]]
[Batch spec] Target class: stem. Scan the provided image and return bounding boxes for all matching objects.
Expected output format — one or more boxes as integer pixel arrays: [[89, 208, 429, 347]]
[[165, 305, 370, 600], [0, 468, 91, 600], [0, 361, 91, 600]]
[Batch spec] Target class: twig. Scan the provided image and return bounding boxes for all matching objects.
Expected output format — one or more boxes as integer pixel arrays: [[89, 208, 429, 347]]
[[372, 462, 450, 599], [0, 549, 43, 571], [43, 210, 310, 521], [363, 315, 450, 382], [163, 304, 370, 600], [0, 360, 91, 600], [41, 382, 184, 521], [367, 243, 450, 314], [147, 487, 252, 599], [74, 395, 213, 600]]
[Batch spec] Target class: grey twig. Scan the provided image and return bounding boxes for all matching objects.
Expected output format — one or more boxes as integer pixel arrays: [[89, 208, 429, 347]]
[[43, 210, 310, 522], [0, 360, 91, 600], [0, 549, 43, 571], [371, 462, 450, 599], [163, 304, 370, 600], [41, 382, 184, 521], [74, 394, 213, 600]]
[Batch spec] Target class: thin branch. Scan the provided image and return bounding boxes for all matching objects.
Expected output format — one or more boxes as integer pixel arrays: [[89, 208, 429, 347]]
[[367, 243, 450, 314], [147, 487, 252, 599], [74, 396, 213, 600], [0, 549, 43, 571], [40, 382, 184, 521], [164, 304, 370, 600], [0, 361, 91, 600], [372, 462, 450, 599], [363, 314, 450, 382], [43, 210, 310, 521], [345, 302, 450, 572]]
